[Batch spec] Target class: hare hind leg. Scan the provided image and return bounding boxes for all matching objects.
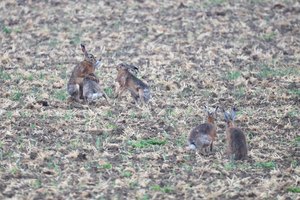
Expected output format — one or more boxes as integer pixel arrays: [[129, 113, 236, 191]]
[[115, 85, 126, 99], [67, 84, 81, 102], [138, 88, 146, 105]]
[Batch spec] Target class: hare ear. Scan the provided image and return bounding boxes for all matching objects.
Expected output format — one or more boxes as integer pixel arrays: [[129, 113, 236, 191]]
[[214, 106, 219, 113], [81, 44, 88, 57], [204, 105, 209, 113], [224, 111, 230, 122], [132, 66, 139, 74], [214, 106, 219, 117], [231, 108, 237, 121], [133, 66, 139, 71]]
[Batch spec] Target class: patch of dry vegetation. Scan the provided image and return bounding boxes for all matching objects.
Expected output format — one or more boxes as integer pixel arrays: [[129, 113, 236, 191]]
[[0, 0, 299, 199]]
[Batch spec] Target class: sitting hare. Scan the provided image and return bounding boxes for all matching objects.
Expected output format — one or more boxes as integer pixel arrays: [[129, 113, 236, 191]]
[[224, 107, 248, 160], [187, 106, 218, 155], [115, 63, 150, 104], [67, 44, 101, 102]]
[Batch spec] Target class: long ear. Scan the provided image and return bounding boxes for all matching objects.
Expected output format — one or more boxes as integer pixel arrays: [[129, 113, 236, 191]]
[[224, 111, 230, 122], [204, 105, 209, 113], [214, 106, 219, 113], [81, 44, 88, 57], [214, 106, 219, 117], [133, 66, 139, 71], [132, 65, 139, 74], [126, 64, 139, 74], [231, 108, 236, 121]]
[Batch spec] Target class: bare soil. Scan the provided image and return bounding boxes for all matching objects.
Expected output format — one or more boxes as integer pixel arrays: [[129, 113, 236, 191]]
[[0, 0, 299, 199]]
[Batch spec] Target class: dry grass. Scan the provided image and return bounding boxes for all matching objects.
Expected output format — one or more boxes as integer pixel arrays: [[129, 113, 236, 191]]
[[0, 0, 299, 199]]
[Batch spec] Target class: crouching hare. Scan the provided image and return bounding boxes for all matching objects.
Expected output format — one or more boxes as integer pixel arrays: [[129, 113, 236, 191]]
[[187, 106, 218, 155]]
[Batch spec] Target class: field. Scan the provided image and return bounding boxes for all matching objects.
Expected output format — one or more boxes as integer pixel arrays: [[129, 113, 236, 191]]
[[0, 0, 299, 199]]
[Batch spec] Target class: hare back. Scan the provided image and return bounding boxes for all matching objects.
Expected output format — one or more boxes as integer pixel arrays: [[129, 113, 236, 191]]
[[227, 127, 247, 160], [188, 123, 215, 147], [190, 123, 215, 137], [131, 75, 148, 89], [83, 79, 101, 97]]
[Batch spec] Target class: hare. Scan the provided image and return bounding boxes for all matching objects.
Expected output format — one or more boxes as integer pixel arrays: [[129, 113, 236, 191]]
[[224, 107, 248, 160], [82, 73, 108, 103], [115, 63, 150, 104], [67, 44, 101, 102], [187, 106, 218, 155]]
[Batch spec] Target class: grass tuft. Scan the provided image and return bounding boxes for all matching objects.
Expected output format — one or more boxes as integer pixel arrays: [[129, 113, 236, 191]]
[[11, 91, 23, 101], [287, 187, 300, 193], [102, 163, 112, 169], [3, 26, 12, 34], [32, 179, 42, 189], [227, 71, 241, 80], [104, 87, 114, 98], [129, 138, 166, 148], [122, 171, 132, 178], [287, 89, 300, 97], [54, 89, 67, 101], [261, 32, 276, 42], [255, 161, 276, 169], [151, 185, 173, 193], [0, 70, 11, 80], [258, 66, 299, 78]]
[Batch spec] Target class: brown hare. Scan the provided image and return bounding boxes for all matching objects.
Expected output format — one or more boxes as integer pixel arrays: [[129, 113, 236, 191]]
[[187, 106, 218, 155], [224, 107, 248, 160], [115, 63, 150, 104], [67, 44, 101, 102], [82, 73, 108, 103]]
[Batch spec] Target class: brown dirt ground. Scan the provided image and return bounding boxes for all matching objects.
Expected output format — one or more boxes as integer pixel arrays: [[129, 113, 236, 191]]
[[0, 0, 299, 199]]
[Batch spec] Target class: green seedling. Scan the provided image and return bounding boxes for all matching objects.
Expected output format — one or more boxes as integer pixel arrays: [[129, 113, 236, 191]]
[[224, 162, 236, 170], [11, 91, 23, 101], [122, 170, 132, 178], [262, 32, 276, 42], [104, 87, 114, 98], [287, 187, 300, 193], [255, 161, 276, 169], [151, 185, 173, 194], [129, 138, 166, 148], [102, 163, 112, 169], [0, 70, 11, 80], [227, 71, 241, 80], [95, 137, 102, 150], [3, 26, 12, 34], [288, 89, 300, 97], [54, 89, 67, 101], [32, 179, 42, 189]]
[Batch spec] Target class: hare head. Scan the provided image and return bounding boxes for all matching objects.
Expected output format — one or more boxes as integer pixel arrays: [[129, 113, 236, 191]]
[[117, 63, 139, 74], [81, 44, 101, 69], [204, 105, 219, 124], [224, 107, 238, 128]]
